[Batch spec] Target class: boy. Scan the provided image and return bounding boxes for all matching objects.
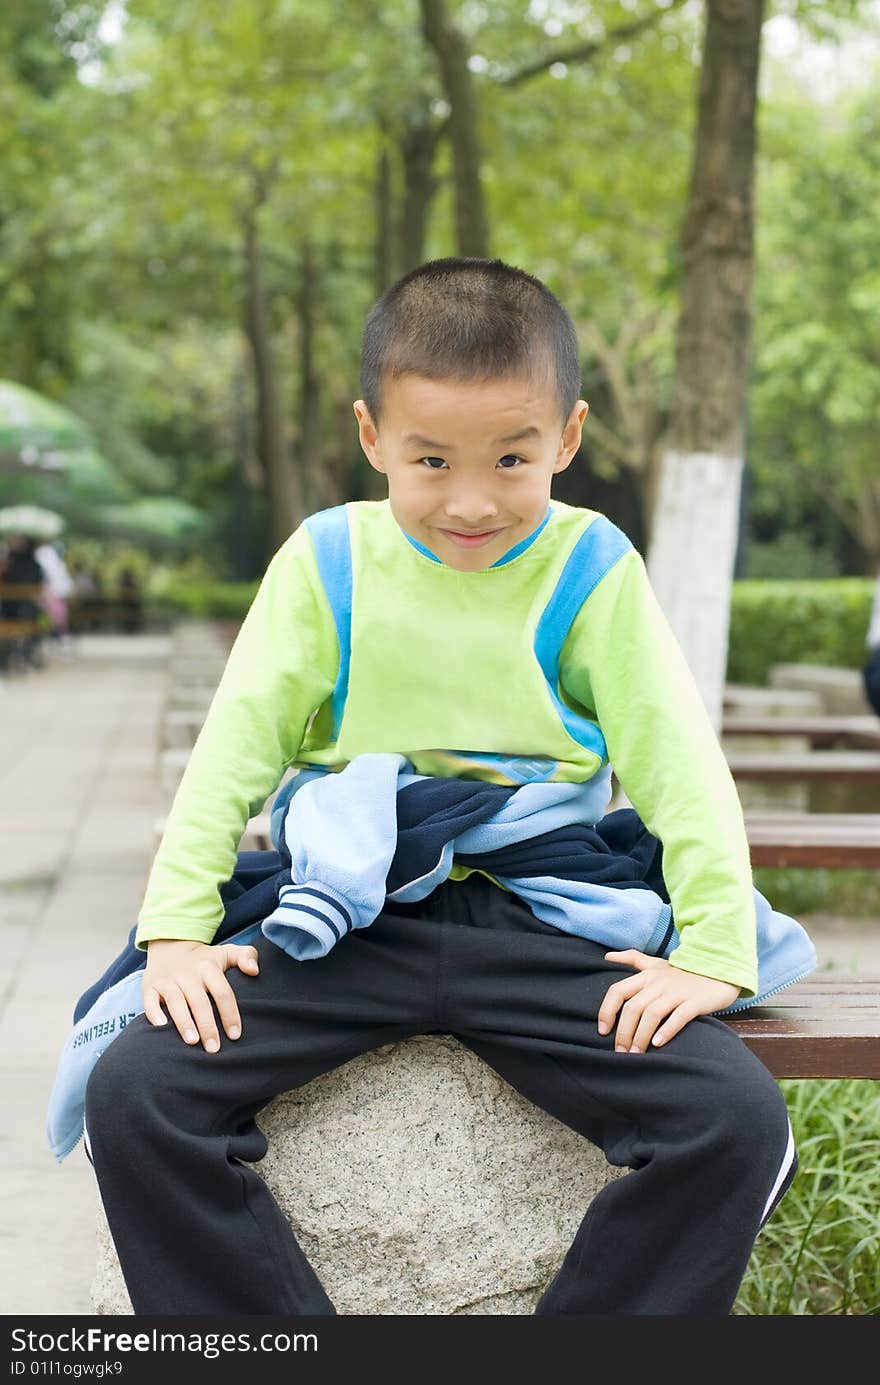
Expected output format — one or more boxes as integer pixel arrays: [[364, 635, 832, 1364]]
[[84, 257, 796, 1316]]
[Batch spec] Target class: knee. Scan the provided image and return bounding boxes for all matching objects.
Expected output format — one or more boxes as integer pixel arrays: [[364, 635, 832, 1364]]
[[702, 1053, 793, 1186]]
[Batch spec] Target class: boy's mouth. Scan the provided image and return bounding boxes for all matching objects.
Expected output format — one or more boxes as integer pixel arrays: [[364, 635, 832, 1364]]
[[439, 528, 504, 548]]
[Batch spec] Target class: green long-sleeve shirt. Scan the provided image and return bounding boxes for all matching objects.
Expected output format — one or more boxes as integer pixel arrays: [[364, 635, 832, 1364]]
[[135, 498, 757, 997]]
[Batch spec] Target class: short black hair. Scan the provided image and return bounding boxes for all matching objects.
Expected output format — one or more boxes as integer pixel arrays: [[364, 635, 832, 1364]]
[[359, 257, 581, 431]]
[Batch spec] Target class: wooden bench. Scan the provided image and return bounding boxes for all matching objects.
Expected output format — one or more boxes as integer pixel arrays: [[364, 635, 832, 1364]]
[[728, 977, 880, 1078], [0, 617, 43, 640], [723, 715, 880, 748], [726, 749, 880, 782], [0, 582, 46, 670], [768, 662, 869, 716], [744, 812, 880, 869]]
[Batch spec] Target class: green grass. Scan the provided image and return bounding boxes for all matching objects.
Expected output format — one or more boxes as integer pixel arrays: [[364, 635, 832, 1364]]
[[735, 1079, 880, 1314]]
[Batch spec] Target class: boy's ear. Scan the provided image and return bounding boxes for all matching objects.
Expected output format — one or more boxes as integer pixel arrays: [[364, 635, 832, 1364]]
[[353, 400, 386, 474], [554, 400, 589, 472]]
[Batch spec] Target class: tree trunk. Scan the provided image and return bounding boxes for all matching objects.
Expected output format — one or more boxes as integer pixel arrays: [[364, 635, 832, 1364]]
[[297, 235, 323, 513], [646, 0, 765, 730], [374, 120, 396, 297], [398, 110, 444, 274], [242, 210, 302, 559], [420, 0, 490, 256], [229, 354, 265, 581]]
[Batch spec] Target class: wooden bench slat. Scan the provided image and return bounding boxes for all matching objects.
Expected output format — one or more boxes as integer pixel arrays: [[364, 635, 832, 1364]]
[[727, 749, 880, 781], [743, 811, 880, 868], [745, 812, 880, 829], [723, 715, 880, 748], [726, 977, 880, 1078], [0, 583, 44, 599]]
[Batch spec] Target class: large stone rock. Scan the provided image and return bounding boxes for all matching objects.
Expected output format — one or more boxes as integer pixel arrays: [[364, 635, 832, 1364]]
[[91, 1034, 622, 1315]]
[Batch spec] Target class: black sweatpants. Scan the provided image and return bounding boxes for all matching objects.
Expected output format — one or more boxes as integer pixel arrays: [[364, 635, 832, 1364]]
[[84, 874, 796, 1316]]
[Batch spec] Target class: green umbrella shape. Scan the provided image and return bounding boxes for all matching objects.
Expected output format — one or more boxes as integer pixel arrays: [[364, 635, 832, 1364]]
[[0, 504, 66, 539], [94, 496, 208, 544], [0, 379, 95, 472]]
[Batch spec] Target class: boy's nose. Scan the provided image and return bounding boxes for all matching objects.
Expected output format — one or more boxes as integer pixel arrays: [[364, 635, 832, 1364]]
[[443, 502, 501, 528]]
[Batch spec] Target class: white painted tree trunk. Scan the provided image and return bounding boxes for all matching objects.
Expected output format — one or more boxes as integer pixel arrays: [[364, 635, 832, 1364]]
[[646, 449, 744, 733]]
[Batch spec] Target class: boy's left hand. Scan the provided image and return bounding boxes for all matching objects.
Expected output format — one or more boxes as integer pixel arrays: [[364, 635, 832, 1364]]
[[598, 950, 740, 1053]]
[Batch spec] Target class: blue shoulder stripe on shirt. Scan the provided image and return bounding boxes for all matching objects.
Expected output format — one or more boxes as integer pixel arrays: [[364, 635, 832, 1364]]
[[534, 514, 632, 762], [303, 506, 352, 741]]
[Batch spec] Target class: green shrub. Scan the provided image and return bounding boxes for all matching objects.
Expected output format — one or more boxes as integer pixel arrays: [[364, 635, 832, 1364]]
[[753, 867, 880, 918], [745, 534, 840, 581], [727, 578, 874, 685], [147, 579, 259, 619]]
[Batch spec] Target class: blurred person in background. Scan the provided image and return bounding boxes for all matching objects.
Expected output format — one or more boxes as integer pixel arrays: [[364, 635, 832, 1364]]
[[35, 539, 76, 657], [0, 534, 47, 670]]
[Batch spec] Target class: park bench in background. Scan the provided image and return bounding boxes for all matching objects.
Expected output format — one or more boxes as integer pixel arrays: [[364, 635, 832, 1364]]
[[723, 683, 823, 716], [768, 662, 870, 716], [722, 714, 880, 748], [0, 582, 45, 672], [725, 747, 880, 815], [743, 811, 880, 869], [721, 677, 879, 816], [726, 748, 880, 783]]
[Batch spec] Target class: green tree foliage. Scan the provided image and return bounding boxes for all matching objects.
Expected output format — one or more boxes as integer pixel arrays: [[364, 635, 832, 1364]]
[[751, 81, 880, 566], [1, 0, 878, 575]]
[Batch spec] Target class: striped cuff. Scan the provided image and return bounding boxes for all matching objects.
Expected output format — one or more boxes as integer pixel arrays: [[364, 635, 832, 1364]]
[[261, 882, 357, 961]]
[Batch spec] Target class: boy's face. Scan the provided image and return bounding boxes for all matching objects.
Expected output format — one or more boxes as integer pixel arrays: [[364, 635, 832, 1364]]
[[353, 373, 589, 571]]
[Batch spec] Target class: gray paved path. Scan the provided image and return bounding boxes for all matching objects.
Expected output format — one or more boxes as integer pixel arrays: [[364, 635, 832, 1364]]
[[1, 632, 877, 1317], [1, 633, 171, 1316]]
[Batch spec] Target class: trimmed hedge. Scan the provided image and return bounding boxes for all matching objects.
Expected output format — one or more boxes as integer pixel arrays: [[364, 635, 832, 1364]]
[[146, 580, 260, 621], [725, 579, 874, 686], [150, 576, 875, 688]]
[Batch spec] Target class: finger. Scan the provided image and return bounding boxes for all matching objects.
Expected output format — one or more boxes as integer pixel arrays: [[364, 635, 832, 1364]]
[[221, 943, 260, 974], [142, 986, 168, 1028], [605, 950, 664, 970], [597, 973, 646, 1035], [203, 968, 245, 1042], [182, 983, 222, 1053], [651, 1002, 699, 1048], [161, 984, 203, 1047], [614, 992, 659, 1052], [628, 997, 677, 1053]]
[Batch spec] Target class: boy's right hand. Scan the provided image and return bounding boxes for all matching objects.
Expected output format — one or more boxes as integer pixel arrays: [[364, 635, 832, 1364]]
[[143, 939, 260, 1053]]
